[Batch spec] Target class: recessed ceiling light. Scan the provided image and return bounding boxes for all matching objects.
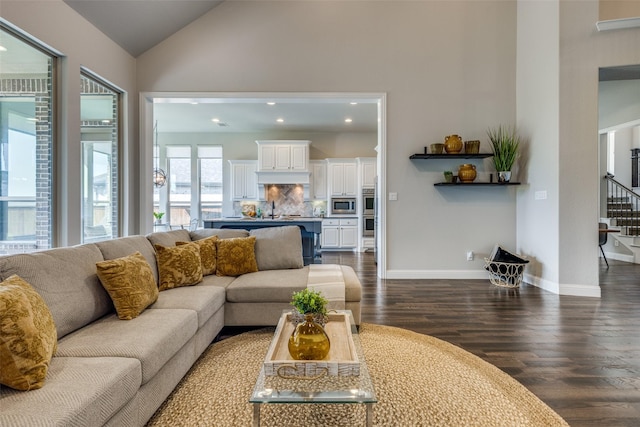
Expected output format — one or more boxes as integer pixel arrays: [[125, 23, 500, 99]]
[[267, 102, 276, 106], [211, 118, 220, 123], [0, 46, 7, 52], [276, 118, 284, 123], [190, 102, 198, 105], [350, 102, 358, 105], [345, 118, 353, 123]]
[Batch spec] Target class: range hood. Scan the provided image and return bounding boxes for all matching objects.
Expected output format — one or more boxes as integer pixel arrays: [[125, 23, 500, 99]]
[[256, 171, 310, 185]]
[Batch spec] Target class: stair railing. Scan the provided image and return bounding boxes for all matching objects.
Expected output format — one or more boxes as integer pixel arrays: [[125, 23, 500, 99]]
[[604, 174, 640, 236]]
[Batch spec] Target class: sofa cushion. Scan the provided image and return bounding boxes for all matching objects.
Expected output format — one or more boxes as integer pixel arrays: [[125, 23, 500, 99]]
[[149, 285, 226, 328], [146, 229, 191, 248], [0, 244, 109, 339], [340, 265, 363, 302], [177, 236, 217, 276], [190, 228, 249, 241], [250, 226, 304, 271], [96, 252, 159, 320], [95, 236, 159, 284], [198, 274, 237, 289], [0, 275, 58, 391], [226, 267, 309, 303], [216, 236, 259, 277], [154, 243, 203, 291], [0, 356, 140, 427], [56, 308, 197, 385]]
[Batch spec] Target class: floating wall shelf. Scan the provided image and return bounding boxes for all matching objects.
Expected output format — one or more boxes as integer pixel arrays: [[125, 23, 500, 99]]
[[409, 153, 493, 160], [434, 182, 520, 187]]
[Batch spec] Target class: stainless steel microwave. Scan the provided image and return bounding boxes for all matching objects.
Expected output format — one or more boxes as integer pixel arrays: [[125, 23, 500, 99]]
[[331, 198, 357, 215]]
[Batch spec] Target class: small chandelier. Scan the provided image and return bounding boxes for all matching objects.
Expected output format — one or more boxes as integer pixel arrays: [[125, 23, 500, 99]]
[[153, 121, 166, 188], [153, 168, 167, 188]]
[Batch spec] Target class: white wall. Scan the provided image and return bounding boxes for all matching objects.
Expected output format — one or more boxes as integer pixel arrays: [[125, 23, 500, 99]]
[[138, 0, 519, 278], [2, 0, 138, 242], [516, 0, 561, 292], [599, 80, 640, 130], [557, 0, 640, 296]]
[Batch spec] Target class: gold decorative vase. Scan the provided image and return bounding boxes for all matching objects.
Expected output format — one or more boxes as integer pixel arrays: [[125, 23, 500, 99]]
[[458, 163, 477, 182], [288, 314, 331, 360], [444, 134, 463, 153]]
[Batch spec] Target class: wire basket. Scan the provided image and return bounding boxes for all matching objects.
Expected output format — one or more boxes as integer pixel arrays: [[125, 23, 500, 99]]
[[484, 258, 527, 288]]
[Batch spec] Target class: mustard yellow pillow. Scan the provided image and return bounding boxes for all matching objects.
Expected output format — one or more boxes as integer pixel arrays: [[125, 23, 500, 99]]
[[96, 252, 158, 320], [0, 275, 57, 391], [177, 235, 217, 276], [154, 243, 203, 291], [216, 236, 259, 277]]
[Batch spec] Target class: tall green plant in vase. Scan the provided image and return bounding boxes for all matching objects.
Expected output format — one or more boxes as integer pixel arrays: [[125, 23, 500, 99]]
[[487, 125, 521, 183]]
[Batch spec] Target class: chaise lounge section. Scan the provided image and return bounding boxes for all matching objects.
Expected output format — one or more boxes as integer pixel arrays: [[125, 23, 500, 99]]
[[0, 226, 362, 426]]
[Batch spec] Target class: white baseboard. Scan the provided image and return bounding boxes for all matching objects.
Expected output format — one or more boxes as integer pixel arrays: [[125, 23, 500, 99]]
[[523, 274, 601, 298], [603, 251, 635, 263]]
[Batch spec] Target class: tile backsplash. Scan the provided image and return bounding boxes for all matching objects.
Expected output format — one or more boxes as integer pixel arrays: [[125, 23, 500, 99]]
[[232, 184, 326, 217]]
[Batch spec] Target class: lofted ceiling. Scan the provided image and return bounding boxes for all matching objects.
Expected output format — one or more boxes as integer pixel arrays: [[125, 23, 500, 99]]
[[63, 0, 224, 57]]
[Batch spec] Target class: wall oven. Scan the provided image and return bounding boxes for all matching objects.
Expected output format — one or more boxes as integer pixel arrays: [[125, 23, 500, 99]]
[[331, 198, 357, 215], [362, 188, 375, 216], [363, 215, 374, 237]]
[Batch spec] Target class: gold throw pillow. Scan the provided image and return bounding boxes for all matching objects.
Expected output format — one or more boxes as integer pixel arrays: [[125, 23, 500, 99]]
[[96, 252, 159, 320], [216, 236, 259, 277], [0, 275, 58, 391], [155, 243, 204, 291], [177, 235, 217, 276]]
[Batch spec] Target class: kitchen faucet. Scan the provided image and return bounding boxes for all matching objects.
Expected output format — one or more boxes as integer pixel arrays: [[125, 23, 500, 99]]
[[271, 201, 275, 219]]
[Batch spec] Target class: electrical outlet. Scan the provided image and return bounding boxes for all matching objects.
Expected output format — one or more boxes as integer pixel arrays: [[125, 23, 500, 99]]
[[615, 240, 619, 247], [466, 251, 474, 261]]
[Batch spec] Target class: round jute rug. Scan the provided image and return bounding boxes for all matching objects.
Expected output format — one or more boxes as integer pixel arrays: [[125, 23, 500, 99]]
[[146, 323, 568, 427]]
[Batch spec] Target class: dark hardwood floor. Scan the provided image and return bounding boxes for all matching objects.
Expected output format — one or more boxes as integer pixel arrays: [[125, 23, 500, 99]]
[[320, 251, 640, 427]]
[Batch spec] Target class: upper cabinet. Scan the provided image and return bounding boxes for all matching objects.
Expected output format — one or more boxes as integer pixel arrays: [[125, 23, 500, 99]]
[[358, 157, 376, 188], [257, 140, 310, 172], [327, 159, 358, 197], [229, 160, 259, 200], [310, 160, 328, 200]]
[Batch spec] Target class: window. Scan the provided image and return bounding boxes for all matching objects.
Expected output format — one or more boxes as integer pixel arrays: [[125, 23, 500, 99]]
[[0, 25, 56, 254], [80, 72, 121, 243], [198, 145, 223, 221], [155, 143, 223, 228], [167, 145, 192, 227]]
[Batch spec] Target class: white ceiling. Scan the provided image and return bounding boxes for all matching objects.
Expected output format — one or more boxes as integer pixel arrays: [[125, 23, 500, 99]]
[[153, 97, 379, 133]]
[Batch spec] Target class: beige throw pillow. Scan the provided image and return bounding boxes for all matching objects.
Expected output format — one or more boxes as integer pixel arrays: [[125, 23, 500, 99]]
[[96, 252, 159, 320], [216, 236, 258, 277], [177, 235, 217, 276], [0, 275, 58, 391], [155, 243, 204, 290], [250, 225, 304, 270]]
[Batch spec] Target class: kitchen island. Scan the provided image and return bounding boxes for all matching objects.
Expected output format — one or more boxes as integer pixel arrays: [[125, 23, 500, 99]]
[[204, 217, 322, 265]]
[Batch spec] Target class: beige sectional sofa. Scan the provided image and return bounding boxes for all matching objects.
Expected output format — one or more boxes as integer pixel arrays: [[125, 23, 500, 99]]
[[0, 226, 362, 427]]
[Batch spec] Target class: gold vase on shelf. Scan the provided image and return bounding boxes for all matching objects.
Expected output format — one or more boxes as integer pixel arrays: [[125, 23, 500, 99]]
[[458, 163, 477, 183], [288, 314, 331, 360], [444, 134, 463, 153]]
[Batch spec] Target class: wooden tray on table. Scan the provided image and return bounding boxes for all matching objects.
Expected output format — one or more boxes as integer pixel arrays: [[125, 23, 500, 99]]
[[263, 311, 360, 378]]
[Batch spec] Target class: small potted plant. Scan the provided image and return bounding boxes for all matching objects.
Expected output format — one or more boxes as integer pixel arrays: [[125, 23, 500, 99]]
[[288, 289, 330, 360], [153, 212, 165, 224], [487, 125, 521, 182]]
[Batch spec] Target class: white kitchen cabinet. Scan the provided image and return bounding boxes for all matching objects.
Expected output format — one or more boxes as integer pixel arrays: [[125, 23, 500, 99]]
[[321, 218, 357, 249], [358, 157, 376, 188], [327, 160, 357, 197], [257, 140, 309, 171], [310, 160, 327, 200], [229, 160, 258, 200]]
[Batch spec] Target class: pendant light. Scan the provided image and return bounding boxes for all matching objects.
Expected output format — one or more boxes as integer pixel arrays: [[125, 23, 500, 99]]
[[153, 121, 166, 188]]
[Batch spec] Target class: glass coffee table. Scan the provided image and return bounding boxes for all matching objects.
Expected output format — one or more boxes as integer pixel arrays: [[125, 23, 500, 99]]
[[250, 310, 377, 426]]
